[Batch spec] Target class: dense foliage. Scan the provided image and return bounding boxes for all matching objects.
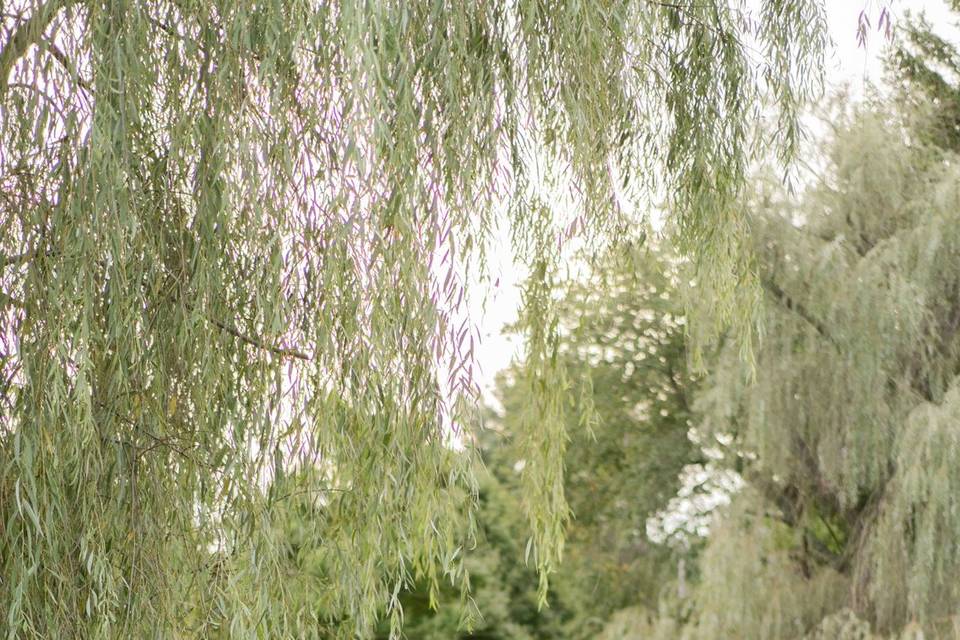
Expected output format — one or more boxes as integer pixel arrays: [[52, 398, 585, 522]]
[[478, 247, 705, 639], [256, 246, 704, 639], [0, 1, 830, 636], [633, 12, 960, 638]]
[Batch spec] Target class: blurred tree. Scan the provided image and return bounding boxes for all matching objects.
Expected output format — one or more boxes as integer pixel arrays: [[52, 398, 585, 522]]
[[888, 1, 960, 152], [375, 246, 707, 639], [496, 247, 704, 638], [662, 15, 960, 636], [374, 469, 574, 640]]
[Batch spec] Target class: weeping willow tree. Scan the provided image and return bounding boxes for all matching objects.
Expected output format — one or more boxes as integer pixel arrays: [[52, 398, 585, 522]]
[[889, 0, 960, 154], [0, 0, 828, 636], [651, 40, 960, 640]]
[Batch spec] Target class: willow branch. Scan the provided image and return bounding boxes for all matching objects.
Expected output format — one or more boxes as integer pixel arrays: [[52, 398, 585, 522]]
[[763, 275, 936, 403], [761, 277, 834, 343], [205, 314, 311, 361], [0, 0, 79, 96]]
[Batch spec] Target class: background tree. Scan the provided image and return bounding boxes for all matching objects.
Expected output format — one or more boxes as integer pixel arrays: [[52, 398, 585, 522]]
[[246, 244, 707, 639], [646, 14, 960, 636], [497, 247, 704, 638], [371, 468, 574, 640], [888, 0, 960, 152], [0, 1, 827, 636]]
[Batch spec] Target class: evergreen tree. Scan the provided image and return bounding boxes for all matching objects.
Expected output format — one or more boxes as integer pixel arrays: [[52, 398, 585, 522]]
[[0, 1, 827, 636]]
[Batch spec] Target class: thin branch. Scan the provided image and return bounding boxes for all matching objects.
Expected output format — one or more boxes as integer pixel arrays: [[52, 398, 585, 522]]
[[0, 249, 54, 268], [269, 487, 351, 504], [39, 37, 91, 93], [97, 400, 203, 466], [761, 277, 835, 345], [0, 0, 78, 96], [820, 515, 844, 553], [0, 290, 24, 309], [204, 314, 311, 361]]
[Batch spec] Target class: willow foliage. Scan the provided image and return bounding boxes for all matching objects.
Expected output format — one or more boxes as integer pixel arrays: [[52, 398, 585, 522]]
[[497, 246, 702, 638], [1, 0, 826, 636], [665, 91, 960, 638]]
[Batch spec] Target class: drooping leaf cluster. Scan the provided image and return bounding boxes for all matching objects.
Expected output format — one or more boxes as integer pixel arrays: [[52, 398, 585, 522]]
[[492, 246, 705, 638], [0, 0, 827, 635], [313, 246, 702, 639]]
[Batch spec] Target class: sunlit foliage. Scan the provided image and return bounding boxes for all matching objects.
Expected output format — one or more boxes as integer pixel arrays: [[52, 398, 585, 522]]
[[0, 0, 826, 635]]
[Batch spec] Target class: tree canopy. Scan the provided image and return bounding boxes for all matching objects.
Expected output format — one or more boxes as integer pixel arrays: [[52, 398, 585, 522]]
[[484, 246, 704, 639], [0, 1, 829, 637], [634, 10, 960, 637]]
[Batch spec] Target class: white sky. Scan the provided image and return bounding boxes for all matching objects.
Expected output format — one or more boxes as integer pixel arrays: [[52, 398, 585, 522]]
[[471, 0, 958, 399]]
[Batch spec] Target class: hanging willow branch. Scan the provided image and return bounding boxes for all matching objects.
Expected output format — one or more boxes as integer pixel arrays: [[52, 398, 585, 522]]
[[0, 0, 77, 94], [0, 0, 828, 637]]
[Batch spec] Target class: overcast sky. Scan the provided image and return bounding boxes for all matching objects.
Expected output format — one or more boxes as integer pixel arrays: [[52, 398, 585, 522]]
[[830, 1, 958, 87], [471, 1, 959, 399]]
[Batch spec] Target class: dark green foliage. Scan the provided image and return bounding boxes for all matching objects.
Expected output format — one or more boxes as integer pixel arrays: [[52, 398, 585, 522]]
[[363, 246, 703, 638]]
